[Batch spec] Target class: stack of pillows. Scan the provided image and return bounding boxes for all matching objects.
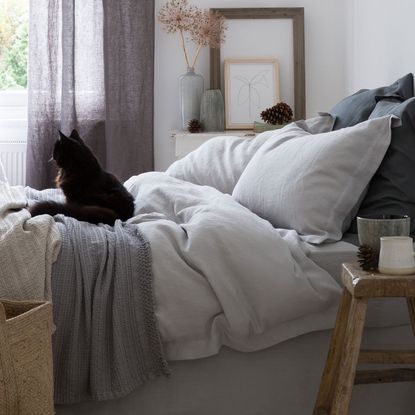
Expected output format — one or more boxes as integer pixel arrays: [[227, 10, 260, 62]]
[[167, 73, 414, 243]]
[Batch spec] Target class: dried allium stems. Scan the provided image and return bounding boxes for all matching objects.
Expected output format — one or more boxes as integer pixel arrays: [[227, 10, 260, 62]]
[[189, 10, 226, 68], [158, 0, 195, 32], [158, 0, 227, 69]]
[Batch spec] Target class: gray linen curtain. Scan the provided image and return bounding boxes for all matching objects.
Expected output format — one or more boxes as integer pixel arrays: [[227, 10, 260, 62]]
[[27, 0, 154, 189]]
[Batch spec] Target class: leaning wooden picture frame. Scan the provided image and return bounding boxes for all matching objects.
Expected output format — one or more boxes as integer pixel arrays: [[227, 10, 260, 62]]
[[210, 7, 305, 122], [224, 58, 280, 129]]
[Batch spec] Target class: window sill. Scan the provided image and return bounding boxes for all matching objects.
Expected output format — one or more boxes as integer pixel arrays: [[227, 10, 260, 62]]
[[0, 91, 28, 143], [0, 119, 27, 143], [0, 90, 28, 121], [0, 90, 27, 105]]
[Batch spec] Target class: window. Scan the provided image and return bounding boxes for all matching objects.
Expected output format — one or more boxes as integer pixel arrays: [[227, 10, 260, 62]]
[[0, 0, 28, 189], [0, 0, 28, 151], [0, 0, 28, 118], [0, 0, 28, 91]]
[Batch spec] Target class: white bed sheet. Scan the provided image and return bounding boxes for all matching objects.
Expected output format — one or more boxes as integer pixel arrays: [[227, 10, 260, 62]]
[[56, 324, 415, 415]]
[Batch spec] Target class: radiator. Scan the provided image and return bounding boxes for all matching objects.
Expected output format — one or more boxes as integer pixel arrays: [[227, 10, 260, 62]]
[[0, 142, 27, 186], [0, 117, 28, 186]]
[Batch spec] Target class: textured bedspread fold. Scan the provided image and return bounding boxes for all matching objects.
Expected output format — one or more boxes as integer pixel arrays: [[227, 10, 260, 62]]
[[51, 216, 169, 403], [0, 183, 60, 300]]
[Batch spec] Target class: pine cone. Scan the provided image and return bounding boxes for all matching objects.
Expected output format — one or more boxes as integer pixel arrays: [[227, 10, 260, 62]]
[[187, 119, 202, 133], [357, 244, 379, 271], [260, 102, 293, 125]]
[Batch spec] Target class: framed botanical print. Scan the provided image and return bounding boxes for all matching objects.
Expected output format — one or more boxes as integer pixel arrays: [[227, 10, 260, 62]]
[[224, 58, 280, 129]]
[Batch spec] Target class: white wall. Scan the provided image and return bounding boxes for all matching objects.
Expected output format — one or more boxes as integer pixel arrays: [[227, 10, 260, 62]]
[[154, 0, 348, 171], [346, 0, 415, 93]]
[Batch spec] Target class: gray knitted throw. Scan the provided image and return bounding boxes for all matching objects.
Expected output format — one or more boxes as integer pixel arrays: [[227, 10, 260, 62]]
[[25, 188, 170, 403]]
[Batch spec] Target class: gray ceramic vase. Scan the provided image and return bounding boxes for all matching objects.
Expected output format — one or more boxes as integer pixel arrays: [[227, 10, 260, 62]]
[[178, 67, 204, 130], [357, 215, 411, 251], [200, 89, 225, 132]]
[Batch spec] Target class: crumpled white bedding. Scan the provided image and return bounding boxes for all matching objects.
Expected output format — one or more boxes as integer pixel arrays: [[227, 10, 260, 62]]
[[125, 172, 342, 360], [0, 183, 61, 300], [0, 166, 344, 362]]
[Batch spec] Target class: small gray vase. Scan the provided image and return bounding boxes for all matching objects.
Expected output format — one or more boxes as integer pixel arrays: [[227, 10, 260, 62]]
[[200, 89, 225, 132]]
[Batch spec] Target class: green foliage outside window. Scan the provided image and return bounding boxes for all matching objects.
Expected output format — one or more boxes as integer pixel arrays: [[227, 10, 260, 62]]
[[0, 0, 28, 90]]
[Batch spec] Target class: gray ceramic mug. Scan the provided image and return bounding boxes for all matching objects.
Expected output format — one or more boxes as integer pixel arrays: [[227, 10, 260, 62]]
[[357, 215, 411, 251]]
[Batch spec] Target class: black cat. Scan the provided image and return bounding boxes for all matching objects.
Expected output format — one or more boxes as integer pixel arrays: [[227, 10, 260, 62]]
[[29, 129, 135, 225]]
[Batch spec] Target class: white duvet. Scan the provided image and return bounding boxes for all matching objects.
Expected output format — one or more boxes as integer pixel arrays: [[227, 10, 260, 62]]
[[125, 172, 342, 360], [0, 153, 343, 361]]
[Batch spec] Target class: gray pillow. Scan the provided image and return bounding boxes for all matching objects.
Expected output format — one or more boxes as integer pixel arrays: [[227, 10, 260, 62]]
[[232, 116, 397, 243], [294, 112, 336, 134], [330, 73, 413, 130], [352, 96, 415, 233], [166, 114, 335, 194]]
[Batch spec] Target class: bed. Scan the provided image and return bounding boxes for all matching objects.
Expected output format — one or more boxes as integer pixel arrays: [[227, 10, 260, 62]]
[[2, 75, 415, 414], [54, 239, 414, 415]]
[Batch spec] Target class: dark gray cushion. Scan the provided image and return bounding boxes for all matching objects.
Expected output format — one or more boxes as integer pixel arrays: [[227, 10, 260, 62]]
[[352, 96, 415, 233], [330, 73, 413, 130]]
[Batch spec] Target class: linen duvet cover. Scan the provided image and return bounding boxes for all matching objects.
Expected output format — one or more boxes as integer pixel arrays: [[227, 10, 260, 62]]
[[0, 112, 396, 402], [0, 171, 345, 402], [0, 172, 342, 360]]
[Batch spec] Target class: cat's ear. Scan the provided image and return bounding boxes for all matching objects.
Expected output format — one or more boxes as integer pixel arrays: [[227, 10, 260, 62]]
[[70, 129, 84, 144], [58, 130, 68, 141]]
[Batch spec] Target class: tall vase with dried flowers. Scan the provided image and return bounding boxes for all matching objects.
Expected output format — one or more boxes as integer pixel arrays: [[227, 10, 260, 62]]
[[158, 0, 227, 130]]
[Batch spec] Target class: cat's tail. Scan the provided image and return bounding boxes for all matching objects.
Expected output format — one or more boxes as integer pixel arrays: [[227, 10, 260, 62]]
[[28, 201, 119, 225]]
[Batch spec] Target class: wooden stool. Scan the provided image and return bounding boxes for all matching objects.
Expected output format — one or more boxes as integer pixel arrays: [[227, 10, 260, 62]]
[[313, 263, 415, 415]]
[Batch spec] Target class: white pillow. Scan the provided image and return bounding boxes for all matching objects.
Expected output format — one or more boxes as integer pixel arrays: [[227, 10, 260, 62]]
[[166, 114, 336, 194], [232, 115, 398, 243]]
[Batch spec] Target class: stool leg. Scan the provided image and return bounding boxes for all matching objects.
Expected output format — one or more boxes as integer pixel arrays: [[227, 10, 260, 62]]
[[406, 298, 415, 337], [313, 290, 352, 415], [331, 297, 368, 415]]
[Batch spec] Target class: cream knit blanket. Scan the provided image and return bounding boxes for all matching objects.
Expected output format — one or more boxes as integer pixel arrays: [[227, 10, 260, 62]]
[[0, 183, 61, 300]]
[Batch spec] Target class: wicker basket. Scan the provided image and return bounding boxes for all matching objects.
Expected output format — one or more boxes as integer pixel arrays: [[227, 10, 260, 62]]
[[0, 299, 54, 415]]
